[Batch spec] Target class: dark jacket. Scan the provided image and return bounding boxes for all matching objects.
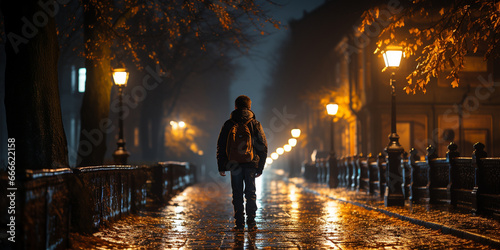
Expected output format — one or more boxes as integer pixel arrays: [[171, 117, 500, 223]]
[[217, 108, 268, 174]]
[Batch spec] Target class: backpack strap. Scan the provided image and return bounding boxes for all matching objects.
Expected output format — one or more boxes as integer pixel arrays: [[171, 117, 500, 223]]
[[243, 118, 253, 126]]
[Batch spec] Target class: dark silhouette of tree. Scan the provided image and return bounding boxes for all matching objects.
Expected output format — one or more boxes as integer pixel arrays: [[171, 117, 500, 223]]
[[77, 0, 279, 166], [1, 0, 68, 170], [360, 0, 500, 93]]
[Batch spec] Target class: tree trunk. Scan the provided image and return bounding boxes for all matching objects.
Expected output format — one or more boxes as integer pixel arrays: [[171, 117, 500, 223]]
[[2, 0, 68, 171], [76, 0, 113, 167], [140, 84, 164, 162]]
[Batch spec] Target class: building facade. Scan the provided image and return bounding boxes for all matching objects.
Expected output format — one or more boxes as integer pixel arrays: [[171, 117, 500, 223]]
[[264, 0, 500, 168]]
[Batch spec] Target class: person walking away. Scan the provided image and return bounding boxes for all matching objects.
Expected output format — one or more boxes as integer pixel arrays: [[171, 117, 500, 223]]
[[217, 95, 268, 231]]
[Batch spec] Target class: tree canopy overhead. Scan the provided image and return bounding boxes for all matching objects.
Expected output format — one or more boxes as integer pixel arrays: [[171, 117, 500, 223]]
[[80, 0, 280, 68], [74, 0, 280, 166], [360, 0, 500, 94]]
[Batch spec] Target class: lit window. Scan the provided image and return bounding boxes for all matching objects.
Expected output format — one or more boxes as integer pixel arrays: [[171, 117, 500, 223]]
[[78, 68, 86, 93]]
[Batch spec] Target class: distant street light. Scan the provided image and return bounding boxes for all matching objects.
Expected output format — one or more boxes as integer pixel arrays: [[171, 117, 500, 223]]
[[381, 45, 405, 206], [266, 157, 273, 165], [276, 147, 284, 155], [326, 103, 339, 188], [170, 120, 186, 130], [291, 129, 301, 138], [271, 152, 279, 160], [289, 129, 301, 177], [284, 144, 292, 152], [112, 68, 130, 165], [326, 104, 338, 153]]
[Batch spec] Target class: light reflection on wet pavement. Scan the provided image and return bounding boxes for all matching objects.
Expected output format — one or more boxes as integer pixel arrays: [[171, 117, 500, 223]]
[[70, 171, 494, 249]]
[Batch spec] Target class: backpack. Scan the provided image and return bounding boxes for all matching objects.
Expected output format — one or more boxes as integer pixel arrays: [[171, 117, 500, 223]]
[[226, 119, 254, 163]]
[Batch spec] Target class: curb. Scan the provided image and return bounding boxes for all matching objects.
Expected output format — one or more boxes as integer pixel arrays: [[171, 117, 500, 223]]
[[285, 177, 500, 248]]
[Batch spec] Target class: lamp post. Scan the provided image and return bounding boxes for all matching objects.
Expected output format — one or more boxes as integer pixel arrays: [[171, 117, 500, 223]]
[[290, 129, 301, 176], [381, 46, 405, 206], [112, 68, 130, 165], [326, 103, 339, 188]]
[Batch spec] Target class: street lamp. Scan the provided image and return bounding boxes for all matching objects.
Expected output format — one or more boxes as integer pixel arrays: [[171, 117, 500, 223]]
[[112, 68, 130, 165], [289, 129, 301, 177], [326, 103, 339, 188], [326, 104, 338, 153], [276, 147, 285, 155], [266, 157, 273, 165], [270, 152, 279, 160], [381, 45, 405, 206]]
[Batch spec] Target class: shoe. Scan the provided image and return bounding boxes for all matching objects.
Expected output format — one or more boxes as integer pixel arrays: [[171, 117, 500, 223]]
[[247, 220, 257, 231], [247, 224, 257, 231]]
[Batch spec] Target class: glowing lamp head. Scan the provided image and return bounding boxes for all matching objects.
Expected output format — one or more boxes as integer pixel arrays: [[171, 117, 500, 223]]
[[326, 104, 339, 116], [112, 68, 129, 86], [382, 46, 403, 68], [291, 129, 301, 138], [288, 138, 297, 147], [284, 144, 292, 152]]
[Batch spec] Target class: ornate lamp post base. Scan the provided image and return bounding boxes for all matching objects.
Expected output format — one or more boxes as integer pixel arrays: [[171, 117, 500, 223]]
[[384, 133, 405, 206], [113, 140, 129, 165]]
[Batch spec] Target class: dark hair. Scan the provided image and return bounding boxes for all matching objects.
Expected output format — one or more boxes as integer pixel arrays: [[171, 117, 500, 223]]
[[235, 95, 251, 109]]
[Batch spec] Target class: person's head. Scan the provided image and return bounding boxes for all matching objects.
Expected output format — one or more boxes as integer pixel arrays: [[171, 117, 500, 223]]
[[235, 95, 251, 110]]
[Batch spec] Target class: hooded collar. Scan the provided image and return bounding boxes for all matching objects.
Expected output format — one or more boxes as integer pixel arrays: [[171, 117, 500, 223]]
[[230, 108, 255, 123]]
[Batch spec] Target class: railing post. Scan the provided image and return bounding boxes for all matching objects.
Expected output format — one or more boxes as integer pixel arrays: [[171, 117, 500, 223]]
[[408, 148, 420, 203], [401, 151, 410, 200], [472, 142, 487, 214], [352, 155, 359, 190], [446, 142, 460, 206], [328, 154, 339, 188], [377, 152, 386, 199], [344, 156, 350, 187]]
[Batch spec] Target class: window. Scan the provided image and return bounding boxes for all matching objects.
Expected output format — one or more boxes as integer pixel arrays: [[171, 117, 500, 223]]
[[78, 68, 86, 93]]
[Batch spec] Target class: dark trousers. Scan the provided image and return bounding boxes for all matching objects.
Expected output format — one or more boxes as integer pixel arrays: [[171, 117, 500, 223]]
[[230, 166, 257, 224]]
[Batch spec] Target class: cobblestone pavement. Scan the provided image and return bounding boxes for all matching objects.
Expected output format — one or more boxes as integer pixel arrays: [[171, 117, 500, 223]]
[[70, 170, 495, 249], [288, 176, 500, 248]]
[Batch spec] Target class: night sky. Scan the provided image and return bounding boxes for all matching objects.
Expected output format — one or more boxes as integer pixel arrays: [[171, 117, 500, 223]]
[[229, 0, 325, 115]]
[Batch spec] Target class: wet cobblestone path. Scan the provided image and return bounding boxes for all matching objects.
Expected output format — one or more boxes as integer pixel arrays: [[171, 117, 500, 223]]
[[71, 171, 494, 249]]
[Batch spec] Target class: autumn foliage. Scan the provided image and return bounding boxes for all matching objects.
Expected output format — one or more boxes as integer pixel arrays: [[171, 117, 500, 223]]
[[80, 0, 280, 68], [360, 0, 500, 94]]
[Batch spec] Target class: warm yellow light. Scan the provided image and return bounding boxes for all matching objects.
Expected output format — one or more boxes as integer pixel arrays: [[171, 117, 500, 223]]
[[112, 68, 129, 86], [288, 138, 297, 147], [326, 103, 339, 116], [170, 121, 178, 129], [178, 121, 186, 128], [198, 150, 204, 156], [291, 129, 301, 138], [271, 152, 279, 160], [276, 147, 284, 155], [284, 144, 292, 152], [382, 46, 403, 68], [266, 157, 273, 164]]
